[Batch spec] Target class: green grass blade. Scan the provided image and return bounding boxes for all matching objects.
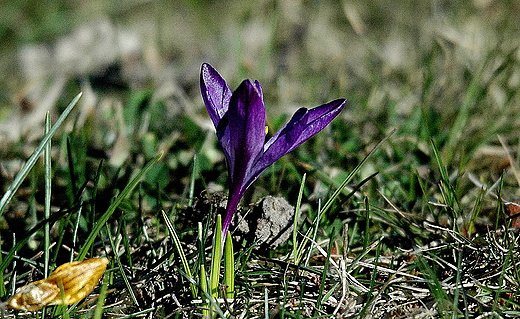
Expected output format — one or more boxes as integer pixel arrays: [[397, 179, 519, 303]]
[[264, 287, 269, 319], [210, 214, 223, 298], [294, 172, 379, 265], [415, 251, 453, 318], [0, 92, 82, 216], [359, 239, 383, 317], [292, 173, 306, 262], [199, 222, 209, 317], [320, 282, 339, 306], [93, 265, 110, 319], [294, 201, 326, 265], [466, 187, 485, 238], [77, 151, 163, 260], [363, 197, 370, 252], [71, 205, 82, 261], [162, 210, 197, 298], [224, 232, 234, 300], [429, 138, 461, 226], [319, 129, 395, 216], [200, 262, 209, 318], [0, 234, 3, 297], [176, 266, 225, 318], [105, 226, 139, 307], [44, 112, 52, 278], [188, 153, 199, 207], [492, 232, 516, 313], [304, 200, 323, 266], [315, 231, 334, 312], [451, 244, 464, 319], [429, 138, 450, 192], [198, 221, 207, 293], [42, 113, 52, 319]]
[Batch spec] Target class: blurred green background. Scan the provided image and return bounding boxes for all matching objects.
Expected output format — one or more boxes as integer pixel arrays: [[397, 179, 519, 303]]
[[1, 0, 360, 111], [3, 0, 519, 123], [2, 0, 520, 200]]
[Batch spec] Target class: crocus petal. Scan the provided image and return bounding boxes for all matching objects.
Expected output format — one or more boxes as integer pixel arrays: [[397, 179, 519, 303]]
[[289, 98, 346, 151], [221, 80, 266, 235], [226, 79, 266, 185], [200, 63, 233, 128], [248, 98, 346, 184]]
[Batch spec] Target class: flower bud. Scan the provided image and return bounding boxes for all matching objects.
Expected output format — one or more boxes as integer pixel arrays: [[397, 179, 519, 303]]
[[6, 257, 108, 311]]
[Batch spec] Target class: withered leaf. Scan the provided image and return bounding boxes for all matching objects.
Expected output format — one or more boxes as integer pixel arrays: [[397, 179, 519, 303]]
[[6, 257, 109, 311]]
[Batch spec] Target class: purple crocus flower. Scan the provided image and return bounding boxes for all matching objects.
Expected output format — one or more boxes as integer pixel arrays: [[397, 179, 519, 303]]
[[200, 63, 346, 235]]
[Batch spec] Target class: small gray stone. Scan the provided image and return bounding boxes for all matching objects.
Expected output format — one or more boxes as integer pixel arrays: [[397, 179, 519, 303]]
[[237, 196, 294, 250]]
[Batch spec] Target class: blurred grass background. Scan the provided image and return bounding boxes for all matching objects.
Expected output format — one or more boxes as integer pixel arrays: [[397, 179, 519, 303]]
[[2, 0, 520, 151], [1, 0, 520, 232]]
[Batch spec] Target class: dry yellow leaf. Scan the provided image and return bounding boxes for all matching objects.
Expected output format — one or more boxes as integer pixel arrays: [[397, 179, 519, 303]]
[[6, 257, 109, 311]]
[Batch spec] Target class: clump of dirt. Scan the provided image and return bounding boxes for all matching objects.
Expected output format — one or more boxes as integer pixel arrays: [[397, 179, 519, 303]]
[[236, 196, 294, 250]]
